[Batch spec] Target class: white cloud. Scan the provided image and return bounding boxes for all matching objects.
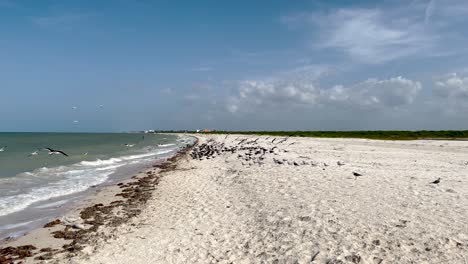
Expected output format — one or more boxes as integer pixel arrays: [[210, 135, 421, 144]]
[[332, 76, 422, 108], [314, 8, 434, 63], [425, 0, 436, 24], [435, 73, 468, 98], [226, 67, 422, 114], [280, 0, 468, 64]]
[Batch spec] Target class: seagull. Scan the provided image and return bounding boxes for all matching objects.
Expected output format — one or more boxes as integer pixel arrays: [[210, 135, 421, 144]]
[[430, 178, 441, 184], [28, 149, 40, 157], [0, 146, 6, 152], [43, 148, 69, 157], [124, 144, 135, 147]]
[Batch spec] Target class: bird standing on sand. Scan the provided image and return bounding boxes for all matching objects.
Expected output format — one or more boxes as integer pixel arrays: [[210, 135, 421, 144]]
[[43, 148, 69, 157], [353, 172, 363, 180], [0, 146, 6, 152], [430, 178, 441, 184]]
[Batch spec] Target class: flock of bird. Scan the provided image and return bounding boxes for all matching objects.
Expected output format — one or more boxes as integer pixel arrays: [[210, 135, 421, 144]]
[[0, 142, 140, 158], [71, 104, 104, 124], [190, 136, 443, 185]]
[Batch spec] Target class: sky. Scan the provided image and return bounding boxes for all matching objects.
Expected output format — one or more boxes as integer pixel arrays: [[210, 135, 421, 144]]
[[1, 0, 468, 132]]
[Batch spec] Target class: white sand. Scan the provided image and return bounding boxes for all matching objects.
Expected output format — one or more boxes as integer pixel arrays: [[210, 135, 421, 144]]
[[63, 135, 468, 264]]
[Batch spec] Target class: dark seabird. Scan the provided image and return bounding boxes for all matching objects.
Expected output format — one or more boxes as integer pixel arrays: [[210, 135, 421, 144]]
[[44, 148, 69, 157], [353, 172, 362, 179], [430, 178, 441, 184]]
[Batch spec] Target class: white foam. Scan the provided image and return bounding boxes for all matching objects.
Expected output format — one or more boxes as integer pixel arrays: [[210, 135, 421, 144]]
[[0, 144, 180, 217], [0, 220, 35, 230], [34, 199, 70, 209]]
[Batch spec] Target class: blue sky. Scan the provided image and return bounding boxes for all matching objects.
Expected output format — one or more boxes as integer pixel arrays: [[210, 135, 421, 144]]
[[1, 0, 468, 132]]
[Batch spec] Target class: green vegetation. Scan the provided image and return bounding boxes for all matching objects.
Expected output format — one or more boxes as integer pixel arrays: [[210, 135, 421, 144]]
[[201, 130, 468, 140]]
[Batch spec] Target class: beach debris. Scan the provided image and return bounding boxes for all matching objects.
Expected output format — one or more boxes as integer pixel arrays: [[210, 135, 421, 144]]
[[311, 251, 320, 261], [345, 254, 362, 263], [72, 223, 85, 230], [43, 148, 69, 157], [0, 245, 37, 263], [44, 219, 62, 228], [430, 178, 441, 184]]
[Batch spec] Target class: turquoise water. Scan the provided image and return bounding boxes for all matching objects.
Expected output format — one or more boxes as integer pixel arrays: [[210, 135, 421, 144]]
[[0, 133, 175, 178], [0, 133, 193, 226]]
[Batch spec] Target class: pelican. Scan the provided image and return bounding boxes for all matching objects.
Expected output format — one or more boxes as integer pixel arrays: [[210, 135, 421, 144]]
[[43, 148, 69, 157]]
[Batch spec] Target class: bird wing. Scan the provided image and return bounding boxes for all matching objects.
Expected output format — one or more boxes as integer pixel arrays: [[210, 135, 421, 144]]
[[57, 150, 69, 157], [44, 148, 54, 152]]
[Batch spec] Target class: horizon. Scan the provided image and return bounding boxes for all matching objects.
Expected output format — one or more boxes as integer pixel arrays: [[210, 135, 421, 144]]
[[2, 0, 468, 132]]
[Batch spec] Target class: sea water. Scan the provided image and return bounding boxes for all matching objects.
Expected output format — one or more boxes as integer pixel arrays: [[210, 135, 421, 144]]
[[0, 132, 194, 239]]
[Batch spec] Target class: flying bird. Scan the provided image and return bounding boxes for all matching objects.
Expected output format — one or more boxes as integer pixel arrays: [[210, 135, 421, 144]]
[[73, 120, 79, 123], [28, 149, 40, 157], [99, 105, 104, 108], [124, 144, 135, 147], [43, 148, 69, 157], [72, 106, 77, 110], [0, 146, 6, 152], [337, 161, 345, 166], [430, 178, 441, 184]]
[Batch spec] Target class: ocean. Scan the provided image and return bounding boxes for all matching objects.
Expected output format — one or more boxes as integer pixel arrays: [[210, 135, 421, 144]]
[[0, 132, 194, 239]]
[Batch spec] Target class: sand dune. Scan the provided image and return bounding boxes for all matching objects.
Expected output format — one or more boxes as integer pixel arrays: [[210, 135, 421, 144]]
[[55, 134, 468, 263]]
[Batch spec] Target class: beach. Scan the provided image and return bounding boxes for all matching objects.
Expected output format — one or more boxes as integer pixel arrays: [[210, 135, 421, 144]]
[[2, 134, 467, 263]]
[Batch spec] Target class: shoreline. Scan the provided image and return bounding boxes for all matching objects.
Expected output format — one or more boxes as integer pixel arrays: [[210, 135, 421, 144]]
[[2, 134, 468, 263], [0, 137, 197, 263]]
